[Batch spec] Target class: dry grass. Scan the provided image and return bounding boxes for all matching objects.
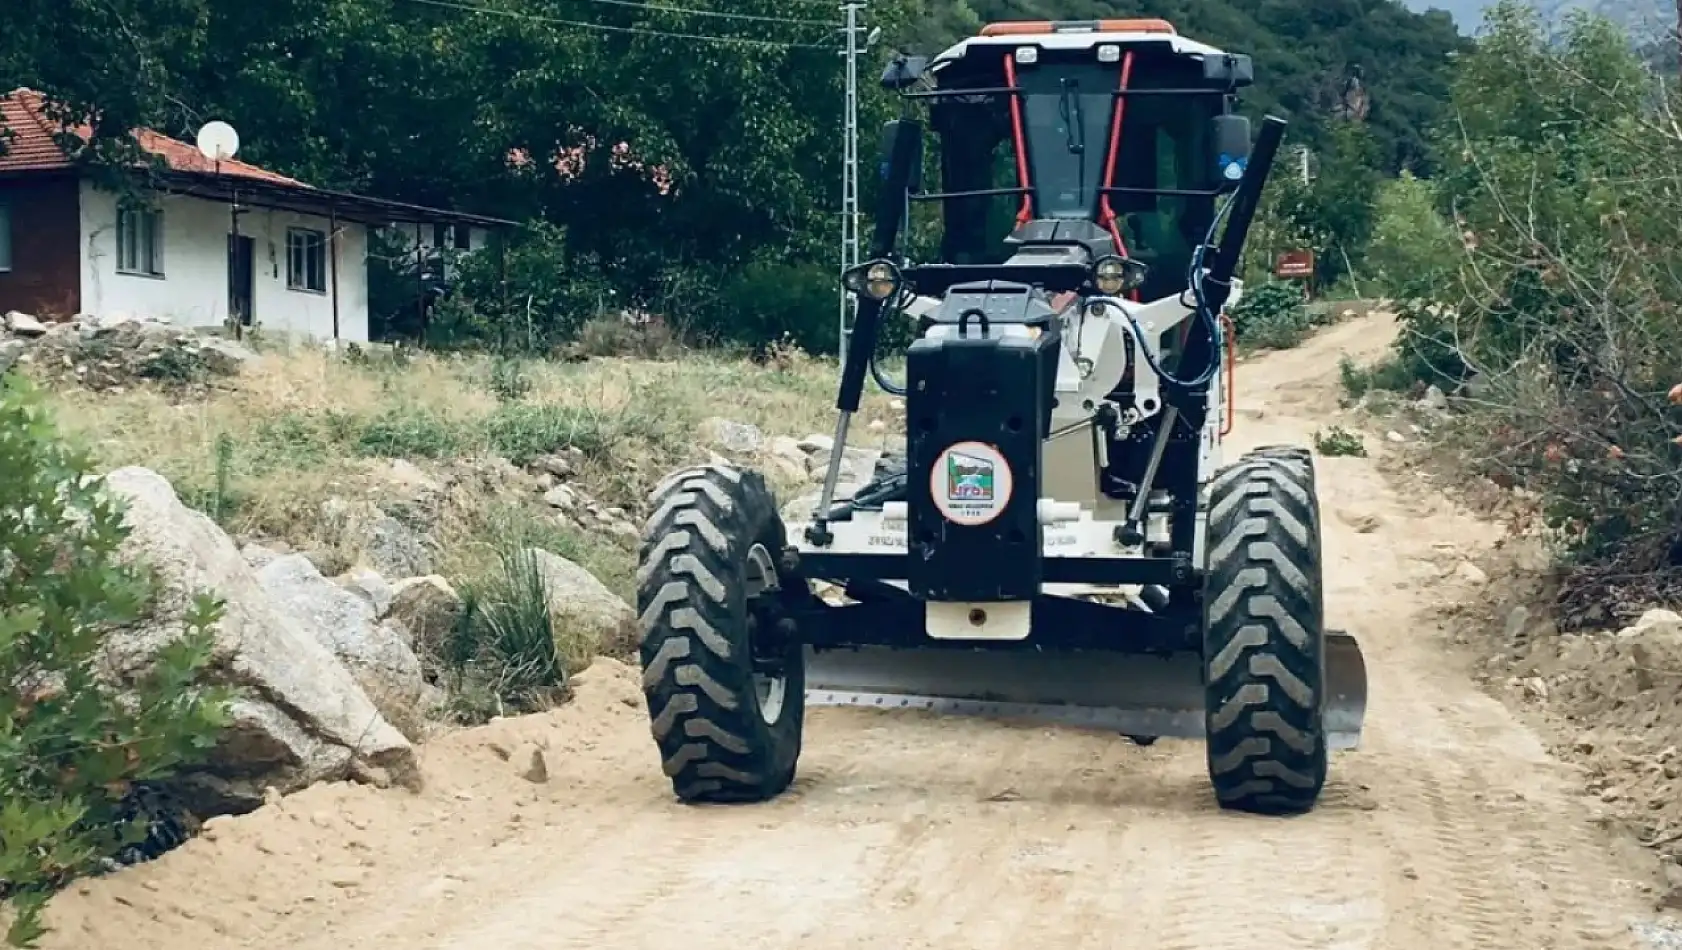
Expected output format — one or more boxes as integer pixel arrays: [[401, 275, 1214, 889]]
[[39, 338, 901, 596]]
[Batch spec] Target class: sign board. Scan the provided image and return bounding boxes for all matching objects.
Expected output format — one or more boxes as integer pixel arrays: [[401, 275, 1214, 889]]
[[1274, 250, 1315, 280]]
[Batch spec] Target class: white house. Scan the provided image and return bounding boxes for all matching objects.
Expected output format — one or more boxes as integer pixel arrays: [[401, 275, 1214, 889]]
[[0, 87, 511, 342]]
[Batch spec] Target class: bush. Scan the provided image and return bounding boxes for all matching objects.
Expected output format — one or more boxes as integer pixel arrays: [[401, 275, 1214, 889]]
[[0, 374, 232, 948], [697, 260, 843, 357], [1229, 281, 1311, 349], [1363, 171, 1460, 300], [442, 547, 564, 722]]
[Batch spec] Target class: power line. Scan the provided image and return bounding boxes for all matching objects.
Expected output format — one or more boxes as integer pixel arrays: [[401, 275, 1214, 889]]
[[400, 0, 838, 49], [553, 0, 835, 28]]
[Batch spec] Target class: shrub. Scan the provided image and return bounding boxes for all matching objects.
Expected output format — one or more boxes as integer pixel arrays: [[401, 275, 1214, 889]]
[[1229, 281, 1311, 350], [0, 374, 232, 948], [697, 260, 843, 357], [442, 547, 564, 722], [1363, 171, 1460, 301]]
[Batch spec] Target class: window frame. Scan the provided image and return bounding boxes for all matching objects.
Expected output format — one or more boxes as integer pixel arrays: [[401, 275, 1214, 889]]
[[116, 206, 165, 278], [286, 226, 328, 294]]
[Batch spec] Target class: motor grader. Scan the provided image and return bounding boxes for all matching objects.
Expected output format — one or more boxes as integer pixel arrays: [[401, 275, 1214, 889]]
[[633, 18, 1367, 815]]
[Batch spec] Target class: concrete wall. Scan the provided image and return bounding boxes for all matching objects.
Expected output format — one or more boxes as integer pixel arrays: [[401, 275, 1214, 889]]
[[79, 181, 370, 342]]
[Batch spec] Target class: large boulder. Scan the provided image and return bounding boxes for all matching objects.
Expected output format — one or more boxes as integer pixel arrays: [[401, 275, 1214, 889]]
[[255, 554, 427, 732], [101, 467, 419, 812], [526, 549, 637, 660]]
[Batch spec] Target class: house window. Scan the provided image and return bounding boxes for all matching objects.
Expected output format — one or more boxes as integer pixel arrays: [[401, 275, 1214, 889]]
[[117, 206, 164, 277], [287, 227, 327, 293], [0, 203, 11, 272], [453, 226, 472, 251]]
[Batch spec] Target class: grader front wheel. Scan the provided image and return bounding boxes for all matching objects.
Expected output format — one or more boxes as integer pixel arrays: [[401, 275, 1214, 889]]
[[1201, 449, 1328, 815], [636, 464, 807, 803]]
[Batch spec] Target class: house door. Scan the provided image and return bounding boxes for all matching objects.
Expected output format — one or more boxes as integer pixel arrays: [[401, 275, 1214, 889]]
[[228, 234, 255, 326]]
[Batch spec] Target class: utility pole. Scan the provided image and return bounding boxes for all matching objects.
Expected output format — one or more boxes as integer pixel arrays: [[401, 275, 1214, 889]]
[[838, 0, 865, 364]]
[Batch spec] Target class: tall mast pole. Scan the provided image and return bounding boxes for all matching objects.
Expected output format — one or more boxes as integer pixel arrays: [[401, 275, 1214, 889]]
[[839, 0, 863, 363]]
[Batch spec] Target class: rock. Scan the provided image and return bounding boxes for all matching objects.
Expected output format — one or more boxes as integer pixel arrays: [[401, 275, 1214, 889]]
[[0, 338, 24, 374], [255, 554, 428, 732], [782, 486, 862, 525], [239, 541, 287, 570], [1336, 509, 1383, 534], [797, 434, 835, 454], [1573, 732, 1597, 754], [389, 575, 464, 662], [543, 484, 579, 511], [533, 454, 574, 479], [1386, 430, 1407, 443], [4, 310, 46, 337], [806, 445, 883, 483], [1617, 609, 1682, 644], [381, 459, 441, 497], [517, 746, 549, 784], [1504, 606, 1531, 642], [1420, 384, 1449, 412], [526, 549, 637, 659], [361, 513, 431, 579], [1454, 562, 1489, 585], [322, 500, 432, 579], [767, 436, 807, 467], [701, 417, 765, 454], [100, 467, 418, 810], [337, 566, 395, 618], [192, 337, 256, 375]]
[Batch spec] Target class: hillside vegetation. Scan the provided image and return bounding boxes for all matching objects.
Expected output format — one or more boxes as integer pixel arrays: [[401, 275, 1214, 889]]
[[3, 0, 1462, 355]]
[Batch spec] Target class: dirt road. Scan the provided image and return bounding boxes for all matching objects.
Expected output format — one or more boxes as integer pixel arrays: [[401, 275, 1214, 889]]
[[38, 313, 1668, 949]]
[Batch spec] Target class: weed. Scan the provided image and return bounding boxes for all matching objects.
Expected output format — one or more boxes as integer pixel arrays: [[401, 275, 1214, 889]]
[[1314, 426, 1369, 458]]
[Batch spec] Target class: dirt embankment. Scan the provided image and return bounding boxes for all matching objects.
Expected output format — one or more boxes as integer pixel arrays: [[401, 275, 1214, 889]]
[[31, 312, 1682, 950]]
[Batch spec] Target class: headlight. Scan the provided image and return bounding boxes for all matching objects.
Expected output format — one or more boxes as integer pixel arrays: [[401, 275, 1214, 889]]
[[1093, 254, 1147, 295], [843, 259, 902, 301]]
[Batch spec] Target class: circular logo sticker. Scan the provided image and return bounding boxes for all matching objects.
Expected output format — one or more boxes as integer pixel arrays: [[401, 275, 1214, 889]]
[[930, 440, 1014, 526]]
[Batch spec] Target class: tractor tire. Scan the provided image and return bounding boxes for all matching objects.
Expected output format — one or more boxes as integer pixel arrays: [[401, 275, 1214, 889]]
[[1245, 444, 1317, 498], [636, 463, 807, 804], [1201, 452, 1328, 815]]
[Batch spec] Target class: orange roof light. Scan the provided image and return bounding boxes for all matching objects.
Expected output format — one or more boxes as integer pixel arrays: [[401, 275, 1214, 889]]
[[979, 19, 1177, 37]]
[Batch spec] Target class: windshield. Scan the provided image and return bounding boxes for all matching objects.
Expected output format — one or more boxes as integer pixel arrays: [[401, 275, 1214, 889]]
[[924, 51, 1224, 290], [1018, 63, 1116, 219]]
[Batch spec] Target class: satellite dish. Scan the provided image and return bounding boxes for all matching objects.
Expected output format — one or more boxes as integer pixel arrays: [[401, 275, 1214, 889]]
[[866, 26, 883, 47], [195, 121, 240, 163]]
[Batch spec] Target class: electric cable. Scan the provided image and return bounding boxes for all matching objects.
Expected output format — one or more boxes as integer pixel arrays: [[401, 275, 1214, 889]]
[[399, 0, 837, 49]]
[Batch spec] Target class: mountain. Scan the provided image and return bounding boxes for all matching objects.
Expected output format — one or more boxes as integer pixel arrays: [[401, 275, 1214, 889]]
[[1402, 0, 1672, 35]]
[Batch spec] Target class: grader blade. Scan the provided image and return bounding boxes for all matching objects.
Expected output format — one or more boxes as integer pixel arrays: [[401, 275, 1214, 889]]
[[802, 630, 1368, 749]]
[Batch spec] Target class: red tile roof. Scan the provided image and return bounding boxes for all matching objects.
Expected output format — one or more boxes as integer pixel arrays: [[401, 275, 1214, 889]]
[[0, 87, 310, 188]]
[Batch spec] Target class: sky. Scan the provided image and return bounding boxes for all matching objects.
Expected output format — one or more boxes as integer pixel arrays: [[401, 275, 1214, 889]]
[[1402, 0, 1670, 33]]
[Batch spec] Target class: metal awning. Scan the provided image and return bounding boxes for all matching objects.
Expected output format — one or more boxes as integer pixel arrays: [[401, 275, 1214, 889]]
[[147, 169, 518, 229]]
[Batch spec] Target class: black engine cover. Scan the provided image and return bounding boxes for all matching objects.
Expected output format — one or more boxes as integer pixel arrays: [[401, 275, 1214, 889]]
[[904, 325, 1053, 602]]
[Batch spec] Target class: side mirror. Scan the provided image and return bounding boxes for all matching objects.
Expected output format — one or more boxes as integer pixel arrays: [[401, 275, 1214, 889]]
[[880, 55, 929, 91], [1202, 53, 1254, 87], [1211, 114, 1252, 191], [871, 119, 923, 256]]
